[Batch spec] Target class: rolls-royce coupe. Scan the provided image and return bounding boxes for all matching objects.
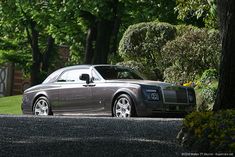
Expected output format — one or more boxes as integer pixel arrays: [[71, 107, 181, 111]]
[[22, 65, 196, 117]]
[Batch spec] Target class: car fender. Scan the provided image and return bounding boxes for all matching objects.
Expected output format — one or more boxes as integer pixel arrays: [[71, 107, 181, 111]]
[[111, 88, 139, 109], [32, 91, 49, 106]]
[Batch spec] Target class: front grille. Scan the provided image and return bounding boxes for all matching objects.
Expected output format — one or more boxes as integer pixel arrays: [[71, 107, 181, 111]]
[[163, 87, 187, 103]]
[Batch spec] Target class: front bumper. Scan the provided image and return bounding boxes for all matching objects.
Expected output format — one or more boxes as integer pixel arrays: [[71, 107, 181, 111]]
[[136, 100, 195, 116]]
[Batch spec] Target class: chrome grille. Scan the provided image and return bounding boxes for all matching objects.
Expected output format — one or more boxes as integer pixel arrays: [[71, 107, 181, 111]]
[[163, 87, 187, 103]]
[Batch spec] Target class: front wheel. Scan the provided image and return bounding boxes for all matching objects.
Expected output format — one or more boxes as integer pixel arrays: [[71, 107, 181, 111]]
[[113, 94, 136, 118], [33, 96, 52, 116]]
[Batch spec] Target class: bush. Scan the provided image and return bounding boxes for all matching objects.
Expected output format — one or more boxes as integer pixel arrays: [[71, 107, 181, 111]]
[[200, 69, 218, 84], [162, 28, 221, 83], [201, 85, 217, 103], [195, 69, 218, 111], [163, 64, 189, 83], [175, 25, 199, 37], [119, 22, 177, 80], [116, 60, 156, 80], [177, 110, 235, 153]]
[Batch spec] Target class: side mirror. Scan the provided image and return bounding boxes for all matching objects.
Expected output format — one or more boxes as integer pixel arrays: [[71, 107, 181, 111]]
[[79, 74, 90, 84]]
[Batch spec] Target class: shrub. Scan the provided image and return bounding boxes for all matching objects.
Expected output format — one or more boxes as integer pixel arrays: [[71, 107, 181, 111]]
[[201, 84, 217, 103], [116, 60, 156, 80], [200, 69, 218, 85], [162, 28, 221, 83], [175, 25, 199, 37], [119, 22, 177, 80], [196, 69, 218, 111], [164, 64, 197, 84], [177, 110, 235, 153]]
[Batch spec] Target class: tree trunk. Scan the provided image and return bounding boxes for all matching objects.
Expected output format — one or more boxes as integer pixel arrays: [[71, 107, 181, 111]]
[[109, 0, 121, 54], [42, 36, 54, 72], [81, 0, 120, 64], [214, 0, 235, 110], [85, 23, 97, 64], [29, 21, 41, 86], [79, 11, 97, 64], [93, 20, 113, 64]]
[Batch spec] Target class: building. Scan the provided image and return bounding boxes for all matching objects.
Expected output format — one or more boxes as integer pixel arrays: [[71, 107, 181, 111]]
[[0, 46, 69, 97]]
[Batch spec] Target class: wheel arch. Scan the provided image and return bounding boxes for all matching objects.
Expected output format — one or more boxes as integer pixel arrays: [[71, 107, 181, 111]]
[[111, 89, 137, 116], [32, 92, 49, 112]]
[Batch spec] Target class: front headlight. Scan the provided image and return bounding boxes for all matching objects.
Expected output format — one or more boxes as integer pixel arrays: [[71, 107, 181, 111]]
[[144, 89, 160, 101], [188, 95, 194, 102], [187, 88, 196, 103]]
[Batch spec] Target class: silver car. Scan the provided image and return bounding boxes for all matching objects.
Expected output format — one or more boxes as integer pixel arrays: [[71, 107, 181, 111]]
[[22, 65, 196, 117]]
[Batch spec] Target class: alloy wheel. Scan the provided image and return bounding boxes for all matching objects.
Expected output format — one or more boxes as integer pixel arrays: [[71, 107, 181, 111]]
[[34, 98, 49, 116], [115, 97, 132, 118]]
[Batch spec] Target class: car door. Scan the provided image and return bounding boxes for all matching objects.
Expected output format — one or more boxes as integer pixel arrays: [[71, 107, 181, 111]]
[[55, 68, 92, 113], [89, 69, 111, 113]]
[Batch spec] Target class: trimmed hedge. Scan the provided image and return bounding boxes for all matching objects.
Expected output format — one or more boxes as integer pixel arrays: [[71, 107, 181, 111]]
[[118, 22, 221, 83], [162, 28, 221, 83], [119, 22, 176, 80], [116, 60, 156, 80]]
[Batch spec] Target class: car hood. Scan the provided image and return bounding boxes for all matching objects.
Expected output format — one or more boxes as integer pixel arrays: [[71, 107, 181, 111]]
[[106, 80, 195, 104], [24, 83, 60, 93], [105, 79, 185, 89]]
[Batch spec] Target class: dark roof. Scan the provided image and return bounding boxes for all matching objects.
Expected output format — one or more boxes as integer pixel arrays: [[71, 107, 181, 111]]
[[58, 64, 122, 71]]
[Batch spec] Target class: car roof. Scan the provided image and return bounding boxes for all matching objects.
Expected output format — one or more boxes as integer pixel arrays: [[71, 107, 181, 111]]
[[43, 64, 126, 84], [58, 64, 122, 71]]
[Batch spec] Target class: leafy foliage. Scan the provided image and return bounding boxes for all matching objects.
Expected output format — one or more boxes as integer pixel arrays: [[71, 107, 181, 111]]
[[0, 0, 60, 84], [163, 65, 187, 84], [0, 34, 32, 71], [1, 0, 179, 83], [196, 69, 218, 111], [177, 110, 235, 153], [116, 60, 155, 80], [200, 69, 218, 84], [119, 22, 176, 80], [175, 0, 218, 28], [162, 27, 221, 83], [201, 85, 217, 104]]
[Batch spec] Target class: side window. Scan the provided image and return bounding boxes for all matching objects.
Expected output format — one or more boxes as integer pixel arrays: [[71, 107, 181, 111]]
[[57, 69, 89, 83], [91, 69, 101, 81]]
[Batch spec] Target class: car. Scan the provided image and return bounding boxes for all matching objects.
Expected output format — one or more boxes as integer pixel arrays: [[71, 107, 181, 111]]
[[22, 65, 196, 117]]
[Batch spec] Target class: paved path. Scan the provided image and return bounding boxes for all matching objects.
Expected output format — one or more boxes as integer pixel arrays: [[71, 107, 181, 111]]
[[0, 115, 185, 157]]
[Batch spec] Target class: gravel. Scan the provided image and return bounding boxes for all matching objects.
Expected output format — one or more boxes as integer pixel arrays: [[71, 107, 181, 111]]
[[0, 115, 185, 157]]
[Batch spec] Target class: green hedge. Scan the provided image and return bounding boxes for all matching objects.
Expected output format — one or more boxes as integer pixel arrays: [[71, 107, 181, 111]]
[[118, 22, 221, 83], [177, 110, 235, 153], [116, 60, 156, 80], [119, 22, 176, 80], [162, 28, 221, 83]]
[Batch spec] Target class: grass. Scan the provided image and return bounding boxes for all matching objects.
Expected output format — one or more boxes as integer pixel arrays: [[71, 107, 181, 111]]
[[0, 95, 22, 115]]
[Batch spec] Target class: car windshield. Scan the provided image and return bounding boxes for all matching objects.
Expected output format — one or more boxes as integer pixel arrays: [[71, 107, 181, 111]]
[[43, 69, 63, 83], [94, 66, 144, 80]]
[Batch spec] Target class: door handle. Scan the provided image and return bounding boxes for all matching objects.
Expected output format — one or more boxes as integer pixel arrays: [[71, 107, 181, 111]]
[[83, 84, 96, 87], [88, 84, 96, 87]]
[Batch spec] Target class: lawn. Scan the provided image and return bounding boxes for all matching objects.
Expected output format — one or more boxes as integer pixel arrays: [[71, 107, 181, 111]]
[[0, 95, 22, 115]]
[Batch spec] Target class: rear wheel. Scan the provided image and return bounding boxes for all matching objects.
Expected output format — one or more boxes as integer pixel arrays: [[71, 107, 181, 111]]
[[33, 96, 52, 116], [113, 94, 136, 118]]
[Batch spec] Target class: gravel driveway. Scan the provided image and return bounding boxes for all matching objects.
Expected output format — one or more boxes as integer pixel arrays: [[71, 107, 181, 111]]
[[0, 115, 185, 157]]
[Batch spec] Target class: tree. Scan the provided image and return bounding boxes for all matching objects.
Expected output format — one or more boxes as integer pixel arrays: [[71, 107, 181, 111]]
[[214, 0, 235, 110], [1, 0, 178, 85], [175, 0, 218, 28], [55, 0, 178, 64], [0, 0, 56, 85]]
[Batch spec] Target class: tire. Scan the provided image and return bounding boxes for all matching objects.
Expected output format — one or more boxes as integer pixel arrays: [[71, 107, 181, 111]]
[[33, 96, 52, 116], [113, 94, 136, 118]]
